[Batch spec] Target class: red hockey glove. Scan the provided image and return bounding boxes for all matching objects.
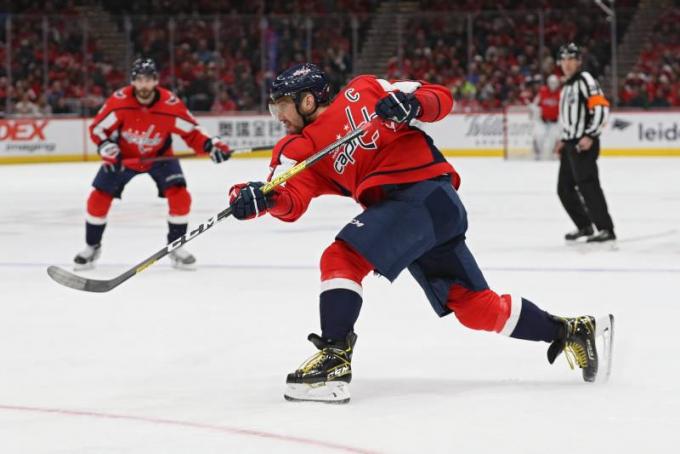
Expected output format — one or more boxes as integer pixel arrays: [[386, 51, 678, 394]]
[[205, 137, 232, 164], [228, 182, 276, 220]]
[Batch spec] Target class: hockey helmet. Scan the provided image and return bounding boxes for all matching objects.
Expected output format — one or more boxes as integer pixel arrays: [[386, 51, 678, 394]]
[[131, 57, 159, 80], [269, 63, 331, 105], [558, 43, 581, 61]]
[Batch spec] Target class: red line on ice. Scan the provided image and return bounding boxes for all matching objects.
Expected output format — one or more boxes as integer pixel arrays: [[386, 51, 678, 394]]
[[0, 403, 379, 454]]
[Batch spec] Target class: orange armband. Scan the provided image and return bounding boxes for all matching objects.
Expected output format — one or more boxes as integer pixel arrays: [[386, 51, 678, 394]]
[[588, 95, 610, 109]]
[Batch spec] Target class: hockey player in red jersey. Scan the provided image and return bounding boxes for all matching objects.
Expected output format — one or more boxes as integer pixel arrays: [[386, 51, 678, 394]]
[[73, 58, 232, 270], [531, 74, 561, 159], [228, 64, 614, 403]]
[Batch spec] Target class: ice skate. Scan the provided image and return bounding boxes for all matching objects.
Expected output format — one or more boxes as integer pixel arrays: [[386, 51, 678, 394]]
[[564, 226, 593, 242], [586, 229, 617, 250], [548, 314, 614, 383], [73, 244, 101, 271], [168, 246, 196, 270], [284, 332, 356, 404]]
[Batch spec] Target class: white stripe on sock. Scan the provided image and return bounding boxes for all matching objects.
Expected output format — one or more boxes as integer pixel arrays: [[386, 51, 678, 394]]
[[320, 278, 363, 297], [86, 214, 107, 225], [500, 295, 523, 337], [168, 215, 190, 224]]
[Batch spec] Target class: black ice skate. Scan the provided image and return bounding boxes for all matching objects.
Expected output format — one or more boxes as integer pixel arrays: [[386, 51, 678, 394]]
[[284, 332, 357, 404], [547, 314, 615, 382], [564, 226, 593, 242], [586, 229, 616, 243], [168, 246, 196, 270], [73, 244, 101, 271]]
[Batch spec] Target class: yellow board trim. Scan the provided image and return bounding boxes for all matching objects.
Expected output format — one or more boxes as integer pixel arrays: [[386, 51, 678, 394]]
[[441, 149, 504, 157], [2, 148, 680, 165], [600, 148, 680, 157]]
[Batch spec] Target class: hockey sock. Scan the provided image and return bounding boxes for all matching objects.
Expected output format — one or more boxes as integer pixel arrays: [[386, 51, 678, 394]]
[[165, 186, 191, 243], [167, 222, 188, 244], [85, 222, 106, 246], [85, 189, 112, 246], [507, 298, 562, 343], [320, 287, 363, 341]]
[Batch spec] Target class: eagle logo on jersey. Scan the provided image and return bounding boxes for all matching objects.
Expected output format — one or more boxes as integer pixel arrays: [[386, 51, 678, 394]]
[[122, 124, 163, 153]]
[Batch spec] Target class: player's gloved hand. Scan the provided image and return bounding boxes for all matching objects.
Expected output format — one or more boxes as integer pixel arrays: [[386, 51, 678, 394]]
[[205, 137, 232, 164], [375, 91, 421, 124], [228, 182, 275, 220], [98, 140, 121, 173]]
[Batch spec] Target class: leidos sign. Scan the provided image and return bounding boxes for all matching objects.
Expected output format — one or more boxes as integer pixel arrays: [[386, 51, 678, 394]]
[[603, 112, 680, 152], [637, 122, 679, 143]]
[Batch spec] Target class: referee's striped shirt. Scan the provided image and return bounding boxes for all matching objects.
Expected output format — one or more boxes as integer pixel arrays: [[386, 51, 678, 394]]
[[558, 71, 610, 141]]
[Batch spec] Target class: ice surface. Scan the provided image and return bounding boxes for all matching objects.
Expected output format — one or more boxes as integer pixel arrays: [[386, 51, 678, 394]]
[[1, 157, 679, 453]]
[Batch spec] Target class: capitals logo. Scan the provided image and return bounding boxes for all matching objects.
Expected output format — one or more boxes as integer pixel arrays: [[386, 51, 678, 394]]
[[334, 105, 379, 174], [122, 124, 163, 153]]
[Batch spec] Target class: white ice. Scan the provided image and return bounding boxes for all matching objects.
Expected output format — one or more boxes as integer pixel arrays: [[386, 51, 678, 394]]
[[1, 157, 679, 454]]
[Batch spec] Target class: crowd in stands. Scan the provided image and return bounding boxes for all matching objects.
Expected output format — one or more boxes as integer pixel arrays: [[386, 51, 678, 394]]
[[1, 0, 678, 117], [393, 0, 641, 112], [619, 7, 680, 108]]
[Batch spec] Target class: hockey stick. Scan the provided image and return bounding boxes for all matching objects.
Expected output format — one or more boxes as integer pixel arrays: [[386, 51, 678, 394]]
[[121, 145, 274, 167], [47, 121, 373, 293]]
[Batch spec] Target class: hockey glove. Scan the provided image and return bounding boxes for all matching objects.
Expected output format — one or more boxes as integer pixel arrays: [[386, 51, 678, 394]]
[[228, 182, 274, 220], [375, 91, 421, 124], [205, 136, 232, 164], [98, 140, 121, 173]]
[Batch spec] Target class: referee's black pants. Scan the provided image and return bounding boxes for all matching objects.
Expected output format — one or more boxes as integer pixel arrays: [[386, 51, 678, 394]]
[[557, 138, 614, 232]]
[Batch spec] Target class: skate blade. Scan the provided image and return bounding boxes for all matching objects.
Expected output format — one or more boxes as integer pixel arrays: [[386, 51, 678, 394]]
[[170, 260, 197, 271], [284, 381, 350, 404], [565, 238, 589, 247], [595, 314, 615, 383], [586, 240, 618, 251], [568, 240, 618, 252]]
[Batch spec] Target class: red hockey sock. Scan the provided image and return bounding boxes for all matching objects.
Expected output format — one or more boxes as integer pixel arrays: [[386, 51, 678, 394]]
[[86, 189, 113, 224], [165, 186, 191, 224]]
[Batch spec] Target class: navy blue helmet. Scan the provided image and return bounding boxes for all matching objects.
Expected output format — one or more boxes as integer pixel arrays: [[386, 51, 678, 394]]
[[131, 57, 158, 80], [558, 43, 581, 60], [270, 63, 331, 105]]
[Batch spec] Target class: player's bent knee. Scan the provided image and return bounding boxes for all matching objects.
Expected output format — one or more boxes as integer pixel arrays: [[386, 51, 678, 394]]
[[165, 186, 191, 217], [320, 240, 373, 284], [446, 285, 512, 333], [87, 189, 113, 219]]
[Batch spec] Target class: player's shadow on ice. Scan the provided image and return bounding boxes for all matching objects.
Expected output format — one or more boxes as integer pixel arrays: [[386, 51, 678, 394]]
[[355, 377, 581, 401]]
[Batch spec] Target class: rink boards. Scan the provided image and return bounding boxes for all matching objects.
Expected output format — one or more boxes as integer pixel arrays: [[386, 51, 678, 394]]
[[1, 109, 679, 164]]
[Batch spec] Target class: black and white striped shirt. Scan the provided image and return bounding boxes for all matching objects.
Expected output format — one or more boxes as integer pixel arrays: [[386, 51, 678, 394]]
[[558, 71, 610, 141]]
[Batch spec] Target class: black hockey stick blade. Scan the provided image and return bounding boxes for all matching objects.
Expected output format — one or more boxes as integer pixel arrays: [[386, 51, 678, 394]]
[[47, 265, 122, 293]]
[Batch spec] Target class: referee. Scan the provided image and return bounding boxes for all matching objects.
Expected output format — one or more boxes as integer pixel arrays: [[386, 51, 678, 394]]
[[555, 43, 616, 244]]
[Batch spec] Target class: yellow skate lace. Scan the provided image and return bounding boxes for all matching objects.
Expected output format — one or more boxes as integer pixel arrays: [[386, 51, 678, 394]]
[[298, 347, 350, 374], [563, 317, 594, 370]]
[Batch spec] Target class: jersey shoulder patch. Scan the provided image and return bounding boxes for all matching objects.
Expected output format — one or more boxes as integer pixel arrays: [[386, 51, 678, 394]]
[[106, 86, 136, 107]]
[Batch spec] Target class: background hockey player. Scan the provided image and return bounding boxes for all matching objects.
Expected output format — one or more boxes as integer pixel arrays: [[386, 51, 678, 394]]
[[227, 63, 614, 403], [73, 58, 233, 270], [532, 74, 561, 159]]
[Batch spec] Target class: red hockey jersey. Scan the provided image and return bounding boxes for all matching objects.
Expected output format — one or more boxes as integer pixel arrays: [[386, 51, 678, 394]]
[[537, 86, 560, 122], [89, 86, 211, 172], [268, 75, 458, 222]]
